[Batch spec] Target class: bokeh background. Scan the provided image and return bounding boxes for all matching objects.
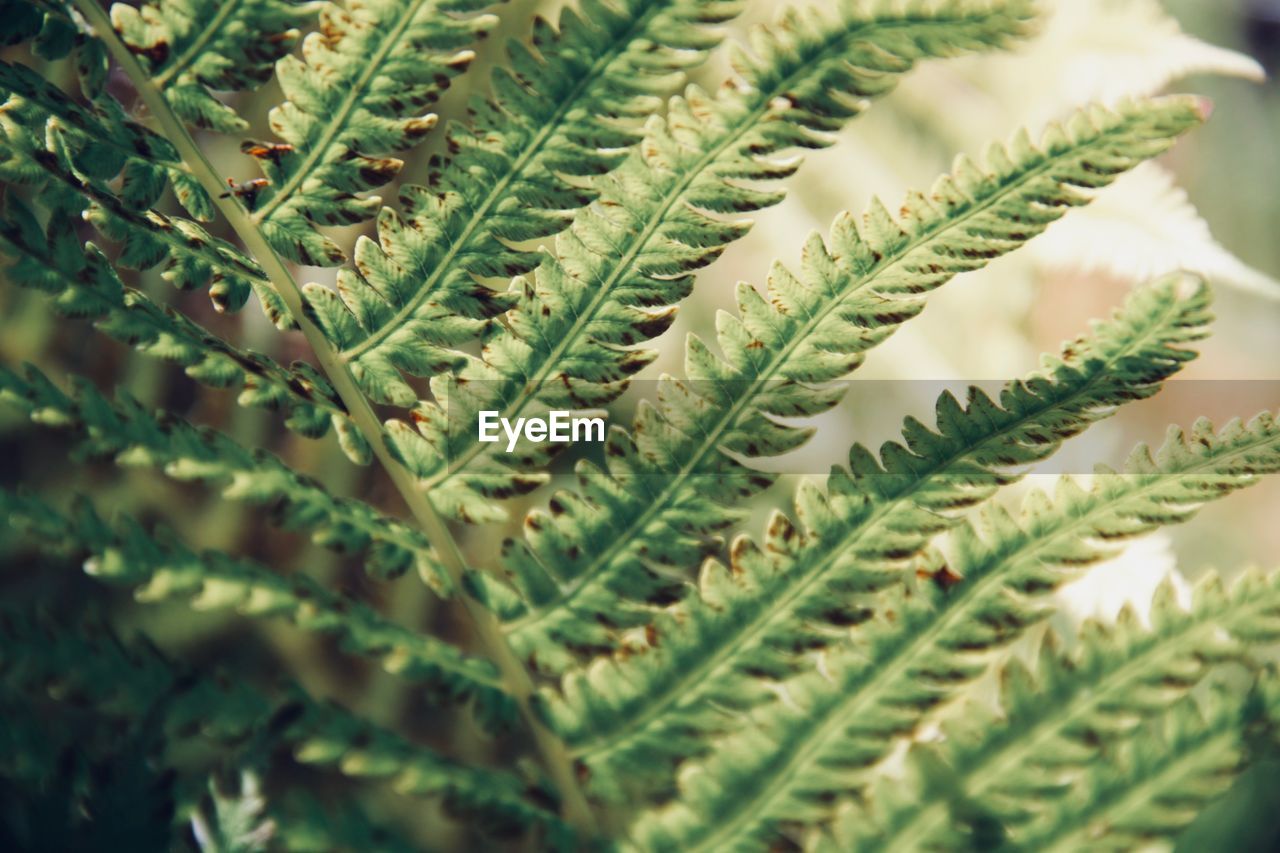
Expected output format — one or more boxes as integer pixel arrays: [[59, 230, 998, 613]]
[[2, 0, 1279, 848]]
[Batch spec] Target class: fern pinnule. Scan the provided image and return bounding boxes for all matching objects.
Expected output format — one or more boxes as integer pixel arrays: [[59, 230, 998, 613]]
[[629, 409, 1280, 850], [316, 0, 744, 409], [0, 364, 442, 587], [384, 0, 1039, 523], [112, 0, 322, 134], [843, 568, 1280, 849], [474, 96, 1206, 679], [0, 491, 517, 730]]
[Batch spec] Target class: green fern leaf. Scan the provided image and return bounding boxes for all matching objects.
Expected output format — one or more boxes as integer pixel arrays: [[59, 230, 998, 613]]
[[112, 0, 321, 133], [0, 490, 515, 729], [0, 78, 288, 318], [318, 0, 742, 406], [477, 97, 1205, 678], [629, 409, 1280, 850], [843, 568, 1280, 850], [0, 610, 569, 842], [0, 363, 441, 586], [245, 0, 497, 265], [0, 58, 213, 219], [1013, 690, 1259, 852], [0, 201, 348, 444], [540, 274, 1211, 800], [381, 0, 1039, 521]]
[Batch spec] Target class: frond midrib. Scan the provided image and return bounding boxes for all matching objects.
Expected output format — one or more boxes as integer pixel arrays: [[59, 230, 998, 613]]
[[338, 0, 671, 365], [685, 415, 1270, 852], [508, 110, 1145, 648], [573, 289, 1185, 760]]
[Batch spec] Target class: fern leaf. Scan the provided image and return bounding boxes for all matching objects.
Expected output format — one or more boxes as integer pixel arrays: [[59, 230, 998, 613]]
[[320, 0, 742, 406], [0, 490, 516, 729], [0, 363, 443, 587], [481, 98, 1205, 678], [0, 610, 569, 842], [246, 0, 497, 265], [0, 199, 351, 447], [287, 701, 575, 844], [0, 58, 213, 219], [843, 568, 1280, 850], [381, 0, 1039, 520], [112, 0, 322, 134], [629, 410, 1280, 849], [0, 79, 289, 319], [540, 274, 1212, 796], [1014, 690, 1256, 853]]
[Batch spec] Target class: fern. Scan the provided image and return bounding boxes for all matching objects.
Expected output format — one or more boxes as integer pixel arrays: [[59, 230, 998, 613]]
[[3, 0, 1279, 848], [839, 568, 1280, 849], [628, 412, 1280, 849], [537, 273, 1213, 795], [0, 54, 290, 320], [381, 0, 1039, 521], [0, 490, 515, 727], [312, 0, 741, 406], [0, 363, 436, 585], [112, 0, 320, 134], [478, 98, 1204, 677], [0, 611, 570, 844], [244, 0, 497, 265], [1012, 691, 1256, 852], [0, 202, 345, 441]]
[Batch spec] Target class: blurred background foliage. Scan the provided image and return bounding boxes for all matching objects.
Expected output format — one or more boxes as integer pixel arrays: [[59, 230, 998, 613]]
[[1, 0, 1278, 848]]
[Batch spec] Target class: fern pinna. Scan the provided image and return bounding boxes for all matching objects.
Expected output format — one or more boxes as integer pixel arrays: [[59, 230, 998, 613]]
[[1, 0, 1278, 849]]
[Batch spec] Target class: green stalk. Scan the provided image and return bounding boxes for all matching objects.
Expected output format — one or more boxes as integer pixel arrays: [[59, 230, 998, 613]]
[[68, 0, 597, 834]]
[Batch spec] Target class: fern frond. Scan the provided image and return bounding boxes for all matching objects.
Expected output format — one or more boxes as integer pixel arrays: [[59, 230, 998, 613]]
[[318, 0, 742, 406], [540, 274, 1211, 794], [481, 98, 1205, 677], [843, 568, 1280, 850], [288, 701, 576, 844], [0, 74, 290, 319], [0, 610, 570, 843], [0, 490, 516, 728], [629, 411, 1280, 849], [1014, 690, 1257, 853], [244, 0, 497, 265], [0, 199, 353, 448], [0, 363, 442, 587], [0, 58, 212, 219], [382, 0, 1039, 520], [112, 0, 322, 134]]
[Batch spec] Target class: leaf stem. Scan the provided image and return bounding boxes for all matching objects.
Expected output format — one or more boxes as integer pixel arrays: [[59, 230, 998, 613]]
[[68, 0, 597, 835]]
